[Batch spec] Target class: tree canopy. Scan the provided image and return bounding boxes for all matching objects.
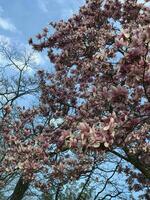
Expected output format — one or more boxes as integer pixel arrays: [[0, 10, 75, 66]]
[[0, 0, 150, 199]]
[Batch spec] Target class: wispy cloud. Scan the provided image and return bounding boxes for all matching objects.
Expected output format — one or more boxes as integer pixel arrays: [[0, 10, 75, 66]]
[[0, 34, 11, 44], [36, 0, 85, 20], [0, 35, 48, 75], [54, 0, 84, 19], [32, 52, 47, 65], [0, 5, 17, 32], [0, 35, 11, 66], [37, 0, 48, 13], [0, 17, 17, 32]]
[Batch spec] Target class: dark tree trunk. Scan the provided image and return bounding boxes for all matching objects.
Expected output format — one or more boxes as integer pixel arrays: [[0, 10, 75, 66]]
[[126, 154, 150, 180], [111, 149, 150, 180], [9, 176, 30, 200]]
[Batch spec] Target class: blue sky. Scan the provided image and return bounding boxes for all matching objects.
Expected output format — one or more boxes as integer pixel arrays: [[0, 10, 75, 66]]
[[0, 0, 84, 65], [0, 0, 84, 109]]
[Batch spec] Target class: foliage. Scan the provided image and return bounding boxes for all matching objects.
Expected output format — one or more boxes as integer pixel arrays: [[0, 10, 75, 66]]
[[0, 0, 150, 199]]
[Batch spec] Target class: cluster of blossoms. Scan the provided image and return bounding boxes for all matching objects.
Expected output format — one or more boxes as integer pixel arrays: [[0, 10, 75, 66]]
[[60, 113, 116, 150]]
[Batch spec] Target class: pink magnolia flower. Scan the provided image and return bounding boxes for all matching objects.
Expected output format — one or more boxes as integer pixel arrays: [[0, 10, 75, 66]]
[[78, 122, 90, 133]]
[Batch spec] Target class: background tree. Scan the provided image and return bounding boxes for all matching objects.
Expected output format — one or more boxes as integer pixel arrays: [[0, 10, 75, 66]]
[[0, 42, 38, 109], [0, 42, 39, 199]]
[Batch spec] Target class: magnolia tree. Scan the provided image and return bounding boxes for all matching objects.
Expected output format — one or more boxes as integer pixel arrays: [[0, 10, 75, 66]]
[[0, 0, 150, 200]]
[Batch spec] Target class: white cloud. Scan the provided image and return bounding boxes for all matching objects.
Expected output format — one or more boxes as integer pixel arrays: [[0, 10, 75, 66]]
[[25, 44, 47, 66], [32, 53, 46, 65], [54, 0, 84, 19], [0, 17, 17, 32], [0, 34, 11, 44], [0, 35, 11, 66], [37, 0, 48, 13], [0, 36, 46, 74]]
